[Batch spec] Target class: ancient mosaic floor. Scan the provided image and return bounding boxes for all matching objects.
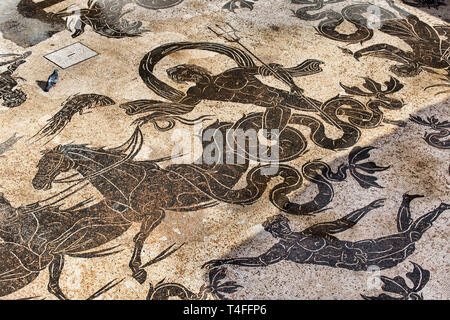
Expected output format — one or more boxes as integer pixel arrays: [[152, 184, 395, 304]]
[[0, 0, 448, 300]]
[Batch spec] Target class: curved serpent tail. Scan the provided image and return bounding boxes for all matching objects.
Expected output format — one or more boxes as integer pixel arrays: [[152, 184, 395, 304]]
[[410, 115, 450, 149], [203, 146, 388, 216], [313, 4, 397, 44], [283, 146, 389, 215], [292, 0, 328, 21]]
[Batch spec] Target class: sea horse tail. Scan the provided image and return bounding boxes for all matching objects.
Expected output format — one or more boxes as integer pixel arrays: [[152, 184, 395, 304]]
[[284, 146, 389, 215], [424, 130, 450, 149], [283, 160, 345, 215], [289, 96, 363, 151], [292, 0, 328, 21], [167, 163, 306, 214], [410, 115, 450, 149], [290, 94, 398, 151], [315, 4, 396, 44]]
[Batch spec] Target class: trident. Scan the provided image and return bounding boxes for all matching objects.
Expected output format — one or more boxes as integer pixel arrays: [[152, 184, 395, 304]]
[[208, 23, 342, 130]]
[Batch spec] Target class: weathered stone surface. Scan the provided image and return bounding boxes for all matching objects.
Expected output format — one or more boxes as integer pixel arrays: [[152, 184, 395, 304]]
[[0, 0, 448, 300]]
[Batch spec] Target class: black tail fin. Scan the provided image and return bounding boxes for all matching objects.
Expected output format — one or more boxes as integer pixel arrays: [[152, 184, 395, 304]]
[[347, 146, 390, 189]]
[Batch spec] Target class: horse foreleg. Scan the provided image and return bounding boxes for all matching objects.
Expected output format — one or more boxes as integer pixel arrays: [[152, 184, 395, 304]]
[[47, 254, 67, 300], [129, 209, 165, 284]]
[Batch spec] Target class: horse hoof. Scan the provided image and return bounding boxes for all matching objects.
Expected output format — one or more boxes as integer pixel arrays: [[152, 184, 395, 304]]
[[133, 269, 147, 284]]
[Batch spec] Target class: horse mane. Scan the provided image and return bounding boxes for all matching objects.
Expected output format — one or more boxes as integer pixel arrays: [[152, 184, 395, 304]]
[[41, 127, 174, 168], [60, 144, 127, 157], [18, 198, 95, 217]]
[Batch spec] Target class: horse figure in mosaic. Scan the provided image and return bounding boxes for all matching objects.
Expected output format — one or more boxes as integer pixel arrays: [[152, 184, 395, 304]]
[[32, 123, 289, 284], [32, 119, 388, 284], [0, 192, 129, 299]]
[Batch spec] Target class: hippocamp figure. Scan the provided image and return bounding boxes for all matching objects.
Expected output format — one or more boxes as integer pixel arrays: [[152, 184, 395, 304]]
[[0, 192, 130, 299], [203, 195, 449, 273], [349, 7, 450, 78], [294, 0, 450, 77], [31, 124, 293, 284], [32, 122, 388, 283]]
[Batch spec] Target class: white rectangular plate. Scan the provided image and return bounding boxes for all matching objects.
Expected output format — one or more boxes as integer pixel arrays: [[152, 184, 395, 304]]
[[44, 42, 98, 69]]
